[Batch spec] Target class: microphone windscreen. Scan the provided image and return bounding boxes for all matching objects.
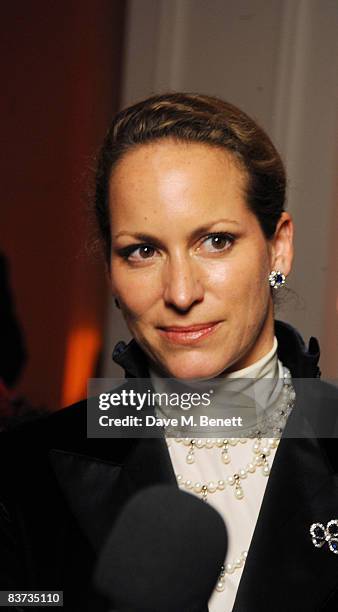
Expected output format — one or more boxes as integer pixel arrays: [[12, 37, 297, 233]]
[[94, 484, 227, 612]]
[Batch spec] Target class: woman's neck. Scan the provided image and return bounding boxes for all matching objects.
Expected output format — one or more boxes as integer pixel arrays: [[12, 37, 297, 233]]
[[222, 337, 279, 380]]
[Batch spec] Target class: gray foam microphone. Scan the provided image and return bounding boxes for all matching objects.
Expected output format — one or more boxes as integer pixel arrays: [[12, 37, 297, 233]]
[[94, 484, 228, 612]]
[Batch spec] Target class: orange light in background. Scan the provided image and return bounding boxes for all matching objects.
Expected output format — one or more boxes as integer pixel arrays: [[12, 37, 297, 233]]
[[61, 327, 102, 407]]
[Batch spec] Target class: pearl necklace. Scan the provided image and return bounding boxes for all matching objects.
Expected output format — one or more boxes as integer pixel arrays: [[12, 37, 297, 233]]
[[181, 437, 248, 465], [170, 365, 296, 501], [215, 551, 248, 592], [175, 437, 279, 501], [165, 367, 296, 594], [169, 438, 279, 590]]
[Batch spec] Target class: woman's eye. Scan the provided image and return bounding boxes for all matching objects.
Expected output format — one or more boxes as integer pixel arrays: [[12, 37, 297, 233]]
[[201, 233, 234, 253], [125, 245, 157, 261]]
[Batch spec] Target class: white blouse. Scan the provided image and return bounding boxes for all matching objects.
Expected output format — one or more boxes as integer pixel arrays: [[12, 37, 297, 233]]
[[150, 338, 284, 612]]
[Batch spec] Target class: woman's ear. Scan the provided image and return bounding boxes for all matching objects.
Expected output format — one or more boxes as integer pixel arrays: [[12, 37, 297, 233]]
[[270, 212, 294, 276]]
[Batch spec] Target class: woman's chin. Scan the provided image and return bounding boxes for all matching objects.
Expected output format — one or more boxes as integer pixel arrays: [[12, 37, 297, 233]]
[[163, 358, 226, 381]]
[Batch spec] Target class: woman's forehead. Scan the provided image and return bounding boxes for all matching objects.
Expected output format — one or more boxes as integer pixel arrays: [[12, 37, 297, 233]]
[[110, 139, 243, 182], [109, 140, 249, 226]]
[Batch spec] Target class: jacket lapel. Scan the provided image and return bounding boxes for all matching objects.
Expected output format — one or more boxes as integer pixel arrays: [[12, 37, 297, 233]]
[[49, 437, 176, 554], [233, 383, 338, 611]]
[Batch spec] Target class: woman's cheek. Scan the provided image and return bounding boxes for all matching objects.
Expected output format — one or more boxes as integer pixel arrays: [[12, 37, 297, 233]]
[[202, 259, 231, 286], [114, 270, 160, 317], [204, 260, 245, 300]]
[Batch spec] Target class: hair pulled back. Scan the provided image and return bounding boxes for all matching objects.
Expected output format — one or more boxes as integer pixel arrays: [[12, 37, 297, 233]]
[[94, 92, 286, 261]]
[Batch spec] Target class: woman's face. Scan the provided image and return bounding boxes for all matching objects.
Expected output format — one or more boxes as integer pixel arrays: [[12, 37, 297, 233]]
[[109, 140, 292, 379]]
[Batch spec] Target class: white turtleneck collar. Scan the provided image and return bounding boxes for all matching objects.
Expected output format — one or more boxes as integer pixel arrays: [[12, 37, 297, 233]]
[[225, 336, 282, 379]]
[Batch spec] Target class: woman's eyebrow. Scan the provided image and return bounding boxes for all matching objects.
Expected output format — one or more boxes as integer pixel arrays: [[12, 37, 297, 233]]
[[113, 232, 164, 249], [189, 218, 240, 240], [114, 218, 240, 242]]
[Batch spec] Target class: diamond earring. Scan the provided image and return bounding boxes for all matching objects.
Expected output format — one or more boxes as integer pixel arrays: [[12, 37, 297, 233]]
[[269, 270, 286, 289]]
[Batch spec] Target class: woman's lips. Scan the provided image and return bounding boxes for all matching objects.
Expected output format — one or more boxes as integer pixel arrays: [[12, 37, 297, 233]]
[[157, 322, 221, 345]]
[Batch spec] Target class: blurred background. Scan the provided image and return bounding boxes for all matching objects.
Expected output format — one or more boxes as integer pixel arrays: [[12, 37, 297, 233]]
[[1, 0, 337, 416]]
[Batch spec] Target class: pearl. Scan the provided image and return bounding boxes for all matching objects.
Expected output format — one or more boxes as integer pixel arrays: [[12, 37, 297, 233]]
[[234, 557, 243, 568], [225, 563, 234, 574], [239, 469, 247, 479], [186, 453, 195, 464], [194, 482, 202, 493], [185, 480, 192, 489], [229, 439, 238, 446], [196, 439, 204, 448], [216, 579, 225, 592], [235, 487, 244, 500], [207, 481, 217, 493], [221, 451, 230, 464], [177, 474, 182, 482], [262, 464, 270, 476], [216, 439, 224, 447], [206, 439, 213, 448], [183, 438, 191, 446], [218, 480, 225, 490], [253, 441, 260, 453], [247, 462, 256, 473], [241, 550, 248, 560], [227, 475, 235, 486]]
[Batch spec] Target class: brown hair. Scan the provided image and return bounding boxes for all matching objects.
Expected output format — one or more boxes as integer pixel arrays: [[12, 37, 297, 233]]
[[94, 92, 286, 261]]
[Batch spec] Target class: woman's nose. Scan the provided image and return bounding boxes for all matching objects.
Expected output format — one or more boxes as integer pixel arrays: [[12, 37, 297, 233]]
[[162, 257, 204, 311]]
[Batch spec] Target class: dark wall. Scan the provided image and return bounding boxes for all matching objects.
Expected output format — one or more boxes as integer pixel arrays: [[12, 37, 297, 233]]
[[1, 1, 126, 409]]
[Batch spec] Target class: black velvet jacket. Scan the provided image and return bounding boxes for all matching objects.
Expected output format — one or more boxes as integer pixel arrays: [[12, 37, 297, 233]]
[[0, 320, 338, 612]]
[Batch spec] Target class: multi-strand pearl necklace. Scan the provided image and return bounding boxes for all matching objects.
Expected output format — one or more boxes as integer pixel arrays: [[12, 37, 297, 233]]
[[164, 367, 296, 593], [167, 367, 295, 500], [173, 437, 279, 501], [167, 437, 279, 592]]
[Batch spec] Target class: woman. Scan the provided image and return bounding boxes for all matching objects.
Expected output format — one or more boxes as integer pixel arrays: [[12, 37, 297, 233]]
[[1, 93, 337, 612]]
